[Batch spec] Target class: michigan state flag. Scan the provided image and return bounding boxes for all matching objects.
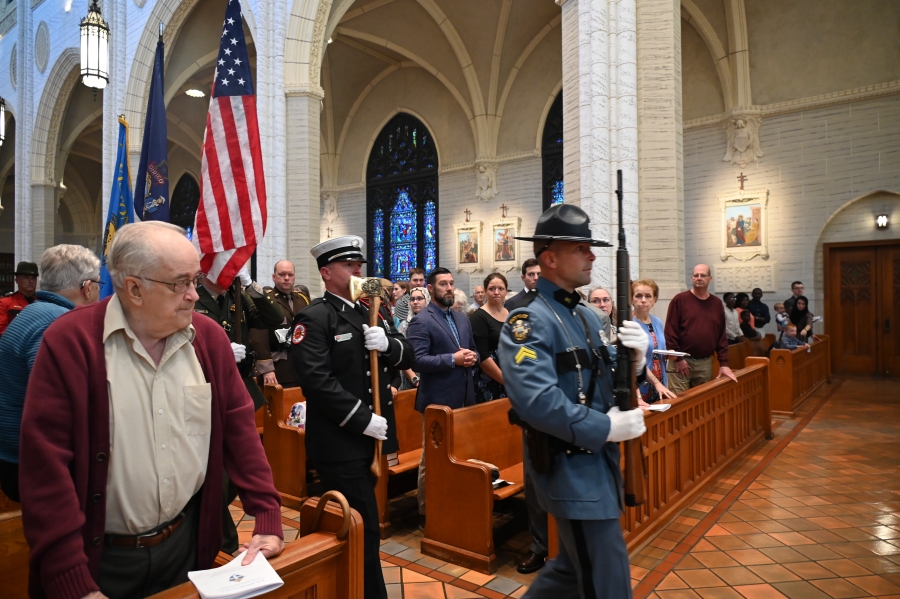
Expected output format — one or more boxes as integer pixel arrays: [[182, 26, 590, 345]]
[[134, 36, 169, 221], [99, 117, 136, 298]]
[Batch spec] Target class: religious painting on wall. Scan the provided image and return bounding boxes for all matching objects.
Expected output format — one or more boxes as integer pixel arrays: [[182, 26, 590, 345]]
[[454, 220, 483, 273], [719, 189, 769, 262], [491, 216, 521, 272]]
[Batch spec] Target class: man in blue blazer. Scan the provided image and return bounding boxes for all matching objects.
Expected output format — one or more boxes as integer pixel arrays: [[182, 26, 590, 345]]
[[406, 266, 479, 522]]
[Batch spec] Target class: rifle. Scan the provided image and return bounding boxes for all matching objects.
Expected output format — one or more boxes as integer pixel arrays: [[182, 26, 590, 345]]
[[612, 169, 647, 508]]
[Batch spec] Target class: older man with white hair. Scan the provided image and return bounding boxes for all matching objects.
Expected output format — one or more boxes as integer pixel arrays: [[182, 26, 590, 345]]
[[19, 222, 283, 599], [0, 244, 101, 503]]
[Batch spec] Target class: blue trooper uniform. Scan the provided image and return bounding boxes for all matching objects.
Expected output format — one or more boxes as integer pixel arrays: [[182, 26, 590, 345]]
[[498, 275, 638, 599]]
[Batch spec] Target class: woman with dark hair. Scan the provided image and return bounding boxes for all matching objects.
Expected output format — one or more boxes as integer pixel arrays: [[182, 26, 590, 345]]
[[469, 272, 509, 402], [734, 292, 755, 328], [788, 295, 815, 342]]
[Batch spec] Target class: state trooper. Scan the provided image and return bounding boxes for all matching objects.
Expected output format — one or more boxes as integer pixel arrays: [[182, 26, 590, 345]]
[[498, 204, 649, 599], [253, 260, 311, 388], [289, 236, 413, 599]]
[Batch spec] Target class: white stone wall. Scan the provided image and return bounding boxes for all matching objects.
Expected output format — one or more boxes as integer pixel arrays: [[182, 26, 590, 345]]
[[683, 94, 900, 321]]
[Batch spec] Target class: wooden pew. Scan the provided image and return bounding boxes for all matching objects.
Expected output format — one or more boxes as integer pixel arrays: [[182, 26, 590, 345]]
[[545, 359, 772, 560], [263, 385, 308, 509], [769, 335, 831, 418], [419, 399, 523, 573], [374, 389, 423, 538], [713, 334, 776, 375], [2, 494, 365, 599]]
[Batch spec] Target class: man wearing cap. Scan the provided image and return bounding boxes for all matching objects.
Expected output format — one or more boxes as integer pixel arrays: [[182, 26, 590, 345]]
[[498, 204, 650, 599], [0, 261, 40, 336], [289, 235, 413, 599]]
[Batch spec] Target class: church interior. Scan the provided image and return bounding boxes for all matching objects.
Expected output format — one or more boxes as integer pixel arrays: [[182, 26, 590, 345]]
[[1, 0, 899, 597]]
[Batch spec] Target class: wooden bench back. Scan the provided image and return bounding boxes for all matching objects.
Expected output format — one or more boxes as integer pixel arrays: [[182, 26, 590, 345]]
[[262, 385, 308, 509], [0, 511, 28, 598], [393, 390, 422, 455], [431, 399, 521, 471]]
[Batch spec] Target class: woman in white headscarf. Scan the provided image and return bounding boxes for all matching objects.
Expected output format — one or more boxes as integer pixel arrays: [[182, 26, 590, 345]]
[[399, 286, 430, 390]]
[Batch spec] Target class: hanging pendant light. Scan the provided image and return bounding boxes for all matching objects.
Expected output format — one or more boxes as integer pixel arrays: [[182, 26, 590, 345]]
[[0, 97, 5, 146], [80, 0, 110, 89]]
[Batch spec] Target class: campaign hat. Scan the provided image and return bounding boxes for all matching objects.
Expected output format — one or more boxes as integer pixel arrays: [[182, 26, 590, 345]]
[[12, 261, 39, 276], [310, 235, 367, 269], [515, 204, 611, 247]]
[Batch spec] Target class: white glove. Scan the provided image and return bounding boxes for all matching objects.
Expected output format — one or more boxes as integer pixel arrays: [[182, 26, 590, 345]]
[[231, 342, 247, 363], [606, 406, 646, 443], [274, 328, 291, 344], [617, 320, 649, 372], [363, 414, 388, 440], [237, 266, 252, 288], [362, 324, 390, 353]]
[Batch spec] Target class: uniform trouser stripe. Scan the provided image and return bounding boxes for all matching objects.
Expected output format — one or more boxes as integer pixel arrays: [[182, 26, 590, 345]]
[[571, 520, 598, 599]]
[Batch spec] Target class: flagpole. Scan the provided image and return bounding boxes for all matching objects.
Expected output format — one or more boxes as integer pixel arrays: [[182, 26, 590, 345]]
[[118, 115, 131, 193]]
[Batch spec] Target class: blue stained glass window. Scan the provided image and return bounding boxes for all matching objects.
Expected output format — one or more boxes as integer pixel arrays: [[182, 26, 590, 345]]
[[367, 113, 439, 281], [390, 191, 417, 280], [372, 208, 385, 277], [424, 200, 436, 273], [551, 180, 565, 206]]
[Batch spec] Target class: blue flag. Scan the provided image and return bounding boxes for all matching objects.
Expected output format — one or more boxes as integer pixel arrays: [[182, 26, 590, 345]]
[[134, 37, 169, 221], [100, 118, 136, 299]]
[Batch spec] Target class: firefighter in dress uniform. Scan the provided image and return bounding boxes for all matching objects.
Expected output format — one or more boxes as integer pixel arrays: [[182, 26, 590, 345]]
[[252, 260, 311, 388], [193, 266, 283, 554], [289, 236, 413, 599], [498, 204, 649, 599]]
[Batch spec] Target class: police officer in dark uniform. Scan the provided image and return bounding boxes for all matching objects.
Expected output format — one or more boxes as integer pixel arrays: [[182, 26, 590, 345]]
[[253, 260, 311, 388], [193, 266, 283, 554], [498, 204, 649, 599], [289, 236, 413, 599]]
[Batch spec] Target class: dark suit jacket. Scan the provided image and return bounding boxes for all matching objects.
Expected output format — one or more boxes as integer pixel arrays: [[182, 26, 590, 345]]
[[407, 302, 477, 412], [504, 288, 533, 310]]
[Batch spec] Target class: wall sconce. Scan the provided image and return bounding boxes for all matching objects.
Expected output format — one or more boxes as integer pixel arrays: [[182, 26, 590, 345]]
[[876, 214, 889, 230]]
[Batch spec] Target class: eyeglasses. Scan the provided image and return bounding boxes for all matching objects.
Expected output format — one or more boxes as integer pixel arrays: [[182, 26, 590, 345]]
[[82, 279, 104, 289], [409, 296, 426, 302], [142, 273, 205, 294], [590, 297, 612, 305]]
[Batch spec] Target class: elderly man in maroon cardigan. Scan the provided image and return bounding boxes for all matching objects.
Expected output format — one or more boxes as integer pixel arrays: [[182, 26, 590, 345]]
[[19, 222, 284, 599]]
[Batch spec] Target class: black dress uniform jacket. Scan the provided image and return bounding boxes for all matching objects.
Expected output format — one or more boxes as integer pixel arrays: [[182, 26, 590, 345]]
[[252, 287, 311, 386], [289, 291, 413, 462], [194, 284, 284, 409]]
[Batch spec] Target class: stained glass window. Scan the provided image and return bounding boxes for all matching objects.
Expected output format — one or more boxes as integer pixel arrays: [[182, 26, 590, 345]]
[[372, 208, 385, 277], [367, 113, 439, 281], [542, 93, 564, 211]]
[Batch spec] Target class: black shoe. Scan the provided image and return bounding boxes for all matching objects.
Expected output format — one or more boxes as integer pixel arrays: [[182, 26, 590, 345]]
[[516, 551, 547, 574], [418, 515, 426, 532]]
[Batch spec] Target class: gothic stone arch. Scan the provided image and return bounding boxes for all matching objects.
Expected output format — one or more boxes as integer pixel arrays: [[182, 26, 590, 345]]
[[31, 47, 80, 186]]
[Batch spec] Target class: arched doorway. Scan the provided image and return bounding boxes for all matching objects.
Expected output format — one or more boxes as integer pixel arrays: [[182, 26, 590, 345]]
[[541, 92, 564, 211], [366, 113, 439, 281]]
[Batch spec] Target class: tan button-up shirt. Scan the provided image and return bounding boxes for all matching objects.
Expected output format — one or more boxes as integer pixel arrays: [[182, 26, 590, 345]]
[[103, 294, 211, 535]]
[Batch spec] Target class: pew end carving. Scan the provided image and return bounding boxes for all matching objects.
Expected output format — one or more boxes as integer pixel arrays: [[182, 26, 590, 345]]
[[375, 389, 422, 538], [263, 384, 309, 509]]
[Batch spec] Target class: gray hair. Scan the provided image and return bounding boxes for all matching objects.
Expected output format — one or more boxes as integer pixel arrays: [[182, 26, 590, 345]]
[[39, 244, 101, 293], [107, 221, 188, 288]]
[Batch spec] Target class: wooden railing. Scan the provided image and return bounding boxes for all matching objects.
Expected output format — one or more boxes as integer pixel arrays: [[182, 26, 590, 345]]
[[712, 334, 776, 374], [769, 335, 831, 418]]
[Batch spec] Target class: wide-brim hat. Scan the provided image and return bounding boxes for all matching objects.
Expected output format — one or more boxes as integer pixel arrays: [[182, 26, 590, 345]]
[[515, 204, 612, 247], [310, 235, 368, 269], [13, 261, 39, 276]]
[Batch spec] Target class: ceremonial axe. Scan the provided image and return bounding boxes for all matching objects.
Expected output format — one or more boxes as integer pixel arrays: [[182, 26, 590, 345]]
[[349, 276, 392, 477]]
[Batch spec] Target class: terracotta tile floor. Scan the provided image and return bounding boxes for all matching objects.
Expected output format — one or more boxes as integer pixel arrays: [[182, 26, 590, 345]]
[[230, 376, 900, 599]]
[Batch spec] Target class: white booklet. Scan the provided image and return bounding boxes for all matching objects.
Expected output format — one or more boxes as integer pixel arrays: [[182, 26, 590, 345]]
[[188, 551, 284, 599], [652, 349, 690, 357], [647, 403, 671, 412]]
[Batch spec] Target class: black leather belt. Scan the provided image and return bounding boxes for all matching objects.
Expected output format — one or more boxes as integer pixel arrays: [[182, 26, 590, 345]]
[[105, 512, 186, 549]]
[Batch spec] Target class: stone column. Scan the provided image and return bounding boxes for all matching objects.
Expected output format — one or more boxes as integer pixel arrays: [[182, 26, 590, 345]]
[[102, 0, 126, 219], [30, 184, 56, 257], [558, 0, 639, 289], [636, 0, 684, 320], [285, 88, 323, 290], [15, 0, 34, 263]]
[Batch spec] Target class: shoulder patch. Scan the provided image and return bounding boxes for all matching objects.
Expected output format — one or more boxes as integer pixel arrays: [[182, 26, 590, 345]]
[[508, 313, 533, 343], [514, 346, 538, 365], [291, 323, 307, 345]]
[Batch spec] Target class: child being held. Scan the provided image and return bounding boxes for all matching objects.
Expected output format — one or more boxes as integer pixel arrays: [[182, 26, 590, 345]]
[[739, 310, 761, 340], [780, 323, 807, 349], [774, 302, 789, 335]]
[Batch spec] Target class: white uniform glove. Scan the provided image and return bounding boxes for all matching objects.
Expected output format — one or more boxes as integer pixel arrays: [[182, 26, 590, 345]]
[[606, 406, 647, 443], [363, 413, 388, 440], [237, 266, 252, 288], [231, 342, 247, 363], [362, 324, 390, 353], [617, 320, 649, 372]]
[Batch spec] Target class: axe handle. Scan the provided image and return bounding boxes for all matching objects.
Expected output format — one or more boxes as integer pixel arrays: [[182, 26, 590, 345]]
[[368, 296, 383, 478]]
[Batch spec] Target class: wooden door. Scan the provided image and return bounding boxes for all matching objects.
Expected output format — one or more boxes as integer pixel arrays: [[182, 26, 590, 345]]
[[879, 245, 900, 376], [828, 246, 879, 374]]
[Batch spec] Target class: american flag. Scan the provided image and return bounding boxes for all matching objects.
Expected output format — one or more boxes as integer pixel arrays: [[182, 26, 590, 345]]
[[193, 0, 266, 287]]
